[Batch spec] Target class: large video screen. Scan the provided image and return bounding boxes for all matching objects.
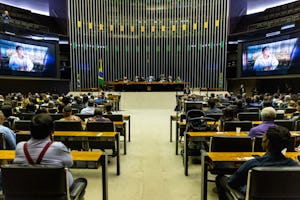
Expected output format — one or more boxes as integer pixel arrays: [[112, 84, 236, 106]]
[[242, 37, 300, 76], [0, 35, 57, 77]]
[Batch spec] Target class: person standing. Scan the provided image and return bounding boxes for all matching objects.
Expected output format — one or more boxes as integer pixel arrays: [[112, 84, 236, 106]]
[[239, 84, 246, 95]]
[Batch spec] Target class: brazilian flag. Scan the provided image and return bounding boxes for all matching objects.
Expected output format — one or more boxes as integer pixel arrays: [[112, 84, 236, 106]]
[[98, 59, 104, 88]]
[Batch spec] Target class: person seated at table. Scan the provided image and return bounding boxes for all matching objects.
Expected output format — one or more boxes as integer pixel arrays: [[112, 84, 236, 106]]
[[248, 107, 276, 138], [159, 74, 166, 82], [80, 99, 95, 115], [215, 125, 299, 200], [205, 99, 222, 115], [105, 103, 114, 115], [148, 75, 155, 82], [88, 108, 110, 122], [218, 107, 238, 132], [60, 106, 81, 121], [0, 111, 16, 149], [175, 76, 182, 83], [167, 75, 173, 82], [134, 75, 140, 82], [13, 113, 87, 197], [123, 76, 129, 83]]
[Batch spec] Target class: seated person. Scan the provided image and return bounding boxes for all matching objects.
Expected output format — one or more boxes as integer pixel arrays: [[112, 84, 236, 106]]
[[167, 75, 173, 82], [148, 76, 154, 82], [216, 125, 299, 199], [205, 99, 222, 115], [80, 99, 95, 115], [88, 108, 110, 122], [175, 76, 182, 83], [13, 113, 87, 197], [123, 76, 129, 83], [159, 74, 166, 82], [60, 106, 81, 121], [134, 75, 139, 82], [0, 111, 16, 149], [218, 107, 238, 132], [248, 107, 276, 138], [105, 104, 114, 115]]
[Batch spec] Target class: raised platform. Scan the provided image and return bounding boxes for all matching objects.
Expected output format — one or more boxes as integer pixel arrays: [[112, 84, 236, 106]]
[[107, 81, 187, 92]]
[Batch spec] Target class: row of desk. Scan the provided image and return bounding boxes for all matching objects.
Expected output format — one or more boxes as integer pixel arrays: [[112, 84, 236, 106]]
[[200, 151, 300, 200], [0, 150, 108, 200], [18, 131, 121, 176]]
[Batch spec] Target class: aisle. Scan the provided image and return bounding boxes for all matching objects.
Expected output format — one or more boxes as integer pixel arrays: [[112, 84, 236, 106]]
[[71, 92, 218, 200]]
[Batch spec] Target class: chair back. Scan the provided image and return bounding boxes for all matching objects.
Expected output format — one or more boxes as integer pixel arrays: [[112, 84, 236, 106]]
[[238, 112, 260, 121], [86, 121, 115, 132], [103, 114, 123, 121], [1, 164, 69, 200], [253, 137, 264, 152], [0, 132, 7, 149], [54, 120, 82, 131], [253, 136, 295, 152], [223, 121, 253, 131], [206, 113, 223, 121], [16, 133, 31, 144], [209, 136, 253, 152], [15, 120, 32, 131], [75, 114, 94, 121], [285, 108, 297, 114], [275, 113, 284, 119], [49, 113, 64, 121], [246, 166, 300, 200], [246, 107, 260, 112], [274, 120, 294, 130], [20, 113, 35, 120]]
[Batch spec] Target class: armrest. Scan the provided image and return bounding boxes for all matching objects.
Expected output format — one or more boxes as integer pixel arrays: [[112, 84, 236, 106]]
[[70, 178, 87, 200], [225, 184, 245, 200]]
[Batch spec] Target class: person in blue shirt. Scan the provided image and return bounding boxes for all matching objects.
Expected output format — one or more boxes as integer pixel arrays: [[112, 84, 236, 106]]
[[216, 125, 299, 200], [0, 111, 16, 149]]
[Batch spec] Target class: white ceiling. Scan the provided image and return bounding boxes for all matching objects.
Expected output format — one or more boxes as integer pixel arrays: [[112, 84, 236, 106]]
[[247, 0, 299, 14], [0, 0, 299, 16]]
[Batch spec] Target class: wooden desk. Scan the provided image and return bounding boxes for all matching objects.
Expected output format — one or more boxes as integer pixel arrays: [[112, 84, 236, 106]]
[[170, 115, 179, 142], [114, 121, 127, 155], [201, 151, 300, 200], [17, 131, 120, 175], [0, 150, 108, 200], [123, 115, 131, 142], [183, 131, 248, 176]]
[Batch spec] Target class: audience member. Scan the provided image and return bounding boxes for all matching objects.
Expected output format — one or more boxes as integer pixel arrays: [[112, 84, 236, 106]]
[[60, 106, 81, 121], [0, 111, 16, 149], [205, 100, 222, 115], [216, 126, 299, 199], [248, 107, 276, 138], [88, 108, 110, 122], [13, 113, 87, 197], [80, 99, 95, 115]]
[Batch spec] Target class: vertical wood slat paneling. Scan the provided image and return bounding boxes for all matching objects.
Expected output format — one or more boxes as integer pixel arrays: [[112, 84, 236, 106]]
[[68, 0, 229, 91]]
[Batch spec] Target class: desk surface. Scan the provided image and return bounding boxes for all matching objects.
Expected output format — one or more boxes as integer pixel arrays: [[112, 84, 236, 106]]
[[18, 131, 117, 137], [0, 150, 102, 161], [207, 152, 300, 162], [188, 131, 248, 137]]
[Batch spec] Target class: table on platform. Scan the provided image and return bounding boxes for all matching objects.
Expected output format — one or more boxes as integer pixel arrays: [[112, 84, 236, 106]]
[[108, 81, 187, 91]]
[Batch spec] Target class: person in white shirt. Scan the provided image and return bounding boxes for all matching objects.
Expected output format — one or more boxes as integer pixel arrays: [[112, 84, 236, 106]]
[[254, 47, 279, 71], [9, 46, 34, 71]]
